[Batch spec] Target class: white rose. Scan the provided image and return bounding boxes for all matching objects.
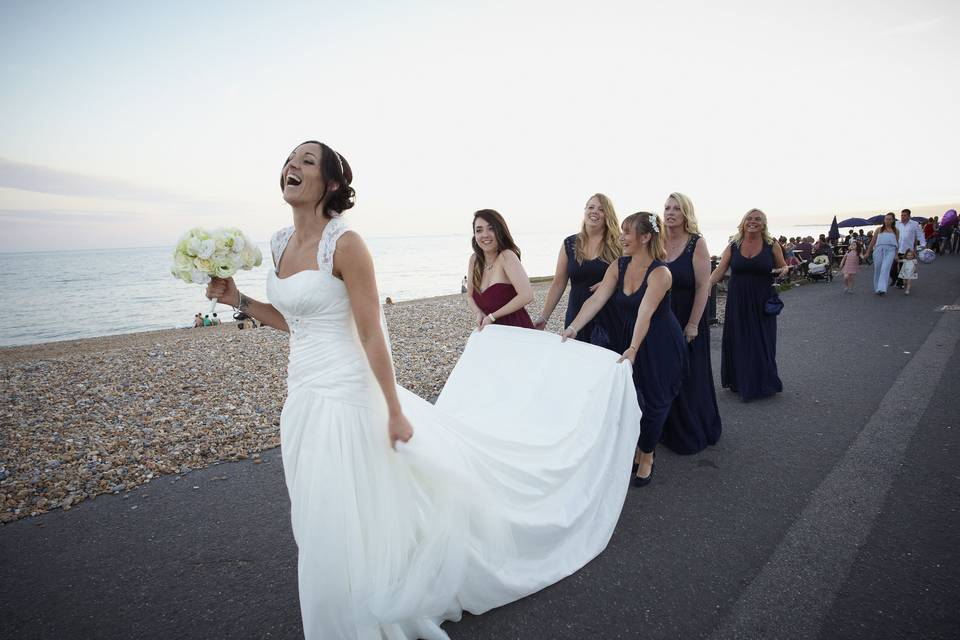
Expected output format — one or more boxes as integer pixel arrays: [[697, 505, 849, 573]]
[[212, 253, 239, 278], [197, 238, 216, 259], [193, 257, 213, 273]]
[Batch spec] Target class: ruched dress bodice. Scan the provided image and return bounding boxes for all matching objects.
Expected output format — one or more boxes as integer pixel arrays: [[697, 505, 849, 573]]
[[268, 268, 377, 407]]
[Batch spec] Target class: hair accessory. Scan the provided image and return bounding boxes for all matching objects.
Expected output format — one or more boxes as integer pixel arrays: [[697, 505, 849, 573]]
[[649, 213, 659, 233]]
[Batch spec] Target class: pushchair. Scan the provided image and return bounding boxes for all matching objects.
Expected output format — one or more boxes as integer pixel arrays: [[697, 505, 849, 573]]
[[807, 254, 833, 283]]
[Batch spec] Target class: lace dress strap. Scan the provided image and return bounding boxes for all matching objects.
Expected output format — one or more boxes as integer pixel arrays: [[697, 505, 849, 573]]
[[271, 226, 295, 271], [686, 233, 702, 254], [318, 216, 350, 274], [563, 235, 577, 262]]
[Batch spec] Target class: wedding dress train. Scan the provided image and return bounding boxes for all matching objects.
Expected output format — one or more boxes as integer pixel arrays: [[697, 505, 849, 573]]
[[267, 219, 642, 639]]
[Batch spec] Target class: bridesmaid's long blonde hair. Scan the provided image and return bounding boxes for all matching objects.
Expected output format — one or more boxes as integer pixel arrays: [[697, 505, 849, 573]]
[[731, 208, 775, 246], [575, 193, 622, 264], [664, 192, 700, 236]]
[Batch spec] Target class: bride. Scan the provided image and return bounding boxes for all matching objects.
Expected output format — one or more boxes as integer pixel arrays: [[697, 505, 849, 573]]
[[206, 140, 643, 639]]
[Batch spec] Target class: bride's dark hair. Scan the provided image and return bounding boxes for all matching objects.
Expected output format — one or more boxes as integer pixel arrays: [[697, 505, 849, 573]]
[[281, 141, 356, 217]]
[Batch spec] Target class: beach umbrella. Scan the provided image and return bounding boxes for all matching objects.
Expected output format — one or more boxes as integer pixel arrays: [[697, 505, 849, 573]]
[[837, 217, 869, 227], [866, 214, 886, 225], [828, 216, 840, 241], [942, 209, 958, 227]]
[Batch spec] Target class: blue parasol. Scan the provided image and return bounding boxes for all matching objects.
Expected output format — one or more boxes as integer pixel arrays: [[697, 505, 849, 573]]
[[838, 217, 869, 227], [866, 214, 886, 225], [828, 215, 840, 241]]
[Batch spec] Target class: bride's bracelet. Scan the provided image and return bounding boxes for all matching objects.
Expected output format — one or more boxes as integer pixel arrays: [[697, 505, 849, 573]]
[[236, 291, 250, 312]]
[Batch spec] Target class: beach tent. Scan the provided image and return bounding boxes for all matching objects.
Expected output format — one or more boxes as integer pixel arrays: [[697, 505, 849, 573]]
[[866, 214, 886, 225], [838, 217, 869, 228], [828, 216, 840, 241]]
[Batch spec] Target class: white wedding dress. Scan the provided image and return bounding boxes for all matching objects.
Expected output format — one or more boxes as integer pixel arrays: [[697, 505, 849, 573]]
[[266, 218, 642, 640]]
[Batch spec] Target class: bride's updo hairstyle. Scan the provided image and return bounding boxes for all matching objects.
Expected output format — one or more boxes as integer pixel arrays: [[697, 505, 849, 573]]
[[281, 140, 356, 218]]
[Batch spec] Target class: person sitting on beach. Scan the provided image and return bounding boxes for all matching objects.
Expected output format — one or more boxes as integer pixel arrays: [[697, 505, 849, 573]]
[[193, 313, 203, 328], [203, 314, 212, 327], [211, 312, 221, 326]]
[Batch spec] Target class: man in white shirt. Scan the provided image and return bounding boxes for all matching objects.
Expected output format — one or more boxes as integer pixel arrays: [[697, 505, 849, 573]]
[[893, 208, 926, 288]]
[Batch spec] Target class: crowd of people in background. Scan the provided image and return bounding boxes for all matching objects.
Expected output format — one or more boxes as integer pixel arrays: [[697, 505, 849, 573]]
[[774, 208, 959, 295]]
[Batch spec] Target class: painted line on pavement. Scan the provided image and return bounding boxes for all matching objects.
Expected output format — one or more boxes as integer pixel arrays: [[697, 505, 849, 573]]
[[710, 294, 960, 640]]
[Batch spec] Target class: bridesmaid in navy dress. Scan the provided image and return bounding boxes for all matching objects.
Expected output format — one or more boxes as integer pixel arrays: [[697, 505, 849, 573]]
[[661, 193, 722, 454], [563, 212, 685, 486], [710, 209, 789, 401], [466, 209, 535, 329], [534, 194, 622, 340]]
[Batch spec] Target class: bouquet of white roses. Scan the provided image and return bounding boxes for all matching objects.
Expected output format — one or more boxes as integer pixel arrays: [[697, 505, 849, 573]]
[[171, 227, 263, 312]]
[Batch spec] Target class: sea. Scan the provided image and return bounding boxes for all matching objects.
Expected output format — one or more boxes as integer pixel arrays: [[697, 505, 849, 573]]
[[0, 224, 830, 347]]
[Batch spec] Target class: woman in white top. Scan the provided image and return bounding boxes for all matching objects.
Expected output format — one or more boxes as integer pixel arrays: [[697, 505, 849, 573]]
[[866, 212, 900, 295]]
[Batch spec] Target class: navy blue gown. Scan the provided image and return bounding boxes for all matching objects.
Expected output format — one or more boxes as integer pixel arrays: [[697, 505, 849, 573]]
[[662, 235, 722, 454], [563, 235, 611, 342], [720, 242, 783, 401], [595, 257, 686, 453]]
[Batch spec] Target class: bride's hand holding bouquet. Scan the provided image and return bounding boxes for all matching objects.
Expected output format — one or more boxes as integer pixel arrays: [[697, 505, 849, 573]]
[[170, 227, 262, 311], [206, 277, 240, 308]]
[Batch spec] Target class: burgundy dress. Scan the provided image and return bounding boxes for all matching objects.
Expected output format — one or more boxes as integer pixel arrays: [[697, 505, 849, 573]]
[[473, 283, 534, 328]]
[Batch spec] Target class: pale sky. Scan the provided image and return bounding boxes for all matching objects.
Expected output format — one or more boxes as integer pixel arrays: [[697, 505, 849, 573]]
[[1, 0, 957, 251]]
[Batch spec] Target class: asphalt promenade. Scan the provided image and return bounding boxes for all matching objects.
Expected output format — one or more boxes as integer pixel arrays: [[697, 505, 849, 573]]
[[3, 254, 959, 640]]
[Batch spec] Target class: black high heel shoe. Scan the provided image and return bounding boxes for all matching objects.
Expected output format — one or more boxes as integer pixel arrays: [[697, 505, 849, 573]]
[[633, 455, 654, 487], [632, 451, 654, 475]]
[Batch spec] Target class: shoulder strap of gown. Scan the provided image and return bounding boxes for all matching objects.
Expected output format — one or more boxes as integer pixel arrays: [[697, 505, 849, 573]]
[[318, 216, 350, 274], [641, 259, 663, 288], [686, 233, 701, 254], [270, 226, 294, 270]]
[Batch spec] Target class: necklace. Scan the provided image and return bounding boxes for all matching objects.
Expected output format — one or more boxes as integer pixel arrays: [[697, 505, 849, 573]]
[[484, 264, 495, 271]]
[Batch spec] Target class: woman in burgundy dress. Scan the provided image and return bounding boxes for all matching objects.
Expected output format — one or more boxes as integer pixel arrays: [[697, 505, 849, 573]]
[[467, 209, 535, 329]]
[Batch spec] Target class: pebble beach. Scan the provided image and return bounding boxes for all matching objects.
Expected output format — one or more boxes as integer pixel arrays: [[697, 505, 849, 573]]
[[1, 281, 727, 524]]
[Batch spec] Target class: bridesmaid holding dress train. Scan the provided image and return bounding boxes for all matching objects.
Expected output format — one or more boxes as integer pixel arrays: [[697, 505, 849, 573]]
[[534, 193, 622, 340], [466, 209, 535, 330], [563, 212, 686, 486]]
